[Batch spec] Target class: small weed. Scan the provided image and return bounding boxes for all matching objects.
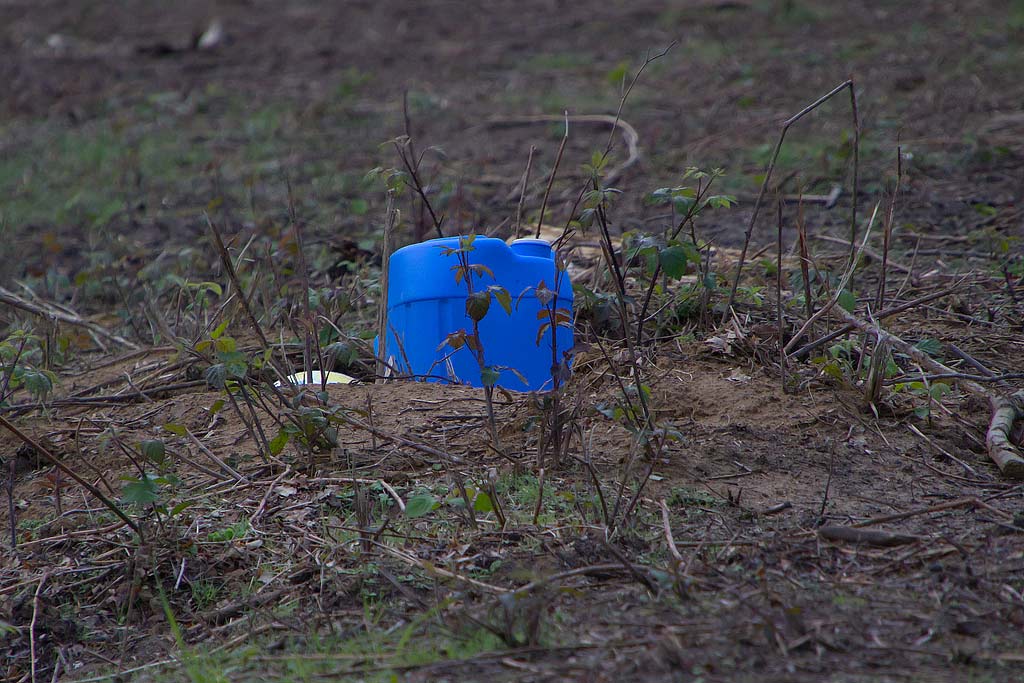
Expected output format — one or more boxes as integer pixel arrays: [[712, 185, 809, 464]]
[[831, 594, 869, 609], [0, 330, 57, 406], [190, 580, 220, 610], [893, 379, 952, 425], [332, 67, 370, 101], [207, 518, 251, 543], [668, 487, 719, 508], [523, 52, 594, 72]]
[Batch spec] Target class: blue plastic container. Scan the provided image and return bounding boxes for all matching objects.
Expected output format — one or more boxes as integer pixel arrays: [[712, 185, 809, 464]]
[[383, 236, 573, 391]]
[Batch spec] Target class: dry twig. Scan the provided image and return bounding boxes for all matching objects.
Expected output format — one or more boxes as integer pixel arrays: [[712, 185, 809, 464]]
[[0, 286, 137, 350], [834, 306, 1024, 478]]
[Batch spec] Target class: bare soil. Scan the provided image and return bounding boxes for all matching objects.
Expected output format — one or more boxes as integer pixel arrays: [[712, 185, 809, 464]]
[[2, 2, 1024, 682]]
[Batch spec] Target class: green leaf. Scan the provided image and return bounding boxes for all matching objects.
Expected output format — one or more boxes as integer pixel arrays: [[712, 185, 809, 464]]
[[205, 364, 227, 389], [473, 491, 494, 513], [405, 494, 438, 518], [466, 291, 491, 322], [705, 194, 737, 209], [164, 423, 187, 436], [325, 341, 357, 366], [189, 281, 223, 297], [210, 320, 229, 340], [914, 338, 942, 357], [490, 286, 512, 315], [215, 336, 237, 353], [21, 368, 54, 400], [122, 474, 160, 505], [837, 289, 857, 312], [350, 198, 369, 216], [170, 500, 195, 517], [218, 350, 248, 379], [481, 366, 500, 387], [208, 519, 250, 542], [659, 245, 689, 279], [469, 263, 494, 280], [269, 429, 291, 456], [822, 360, 845, 381], [140, 440, 166, 465], [605, 60, 629, 86]]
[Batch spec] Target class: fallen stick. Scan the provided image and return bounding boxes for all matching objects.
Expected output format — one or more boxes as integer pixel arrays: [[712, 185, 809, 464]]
[[818, 526, 920, 547], [734, 185, 842, 208], [789, 281, 965, 358], [849, 496, 1011, 527], [833, 306, 1024, 478], [810, 234, 913, 274], [988, 391, 1024, 480], [783, 202, 878, 355], [0, 285, 138, 350]]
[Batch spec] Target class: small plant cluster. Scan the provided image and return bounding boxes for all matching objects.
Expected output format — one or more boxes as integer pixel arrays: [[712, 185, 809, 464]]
[[575, 164, 736, 340], [357, 46, 743, 542], [0, 330, 57, 406], [439, 234, 514, 448]]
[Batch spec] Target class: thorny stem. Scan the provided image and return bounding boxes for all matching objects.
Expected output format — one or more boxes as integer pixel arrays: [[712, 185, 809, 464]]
[[398, 91, 444, 239], [7, 459, 15, 548], [454, 246, 501, 452], [554, 42, 676, 252], [0, 335, 28, 404], [594, 194, 653, 432], [635, 174, 719, 343], [548, 47, 673, 467], [237, 381, 273, 461], [796, 196, 815, 322], [776, 197, 787, 388], [206, 214, 292, 388], [848, 81, 861, 265]]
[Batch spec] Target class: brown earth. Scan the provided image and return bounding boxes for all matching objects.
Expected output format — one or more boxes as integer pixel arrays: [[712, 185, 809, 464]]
[[2, 1, 1024, 682]]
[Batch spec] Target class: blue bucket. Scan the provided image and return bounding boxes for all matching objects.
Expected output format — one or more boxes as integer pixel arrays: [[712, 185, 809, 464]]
[[383, 236, 573, 391]]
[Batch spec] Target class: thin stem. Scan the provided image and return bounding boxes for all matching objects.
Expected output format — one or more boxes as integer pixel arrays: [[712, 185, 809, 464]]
[[514, 146, 536, 240], [776, 197, 787, 389], [723, 80, 855, 323], [536, 113, 569, 239], [635, 174, 718, 343], [876, 143, 902, 309]]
